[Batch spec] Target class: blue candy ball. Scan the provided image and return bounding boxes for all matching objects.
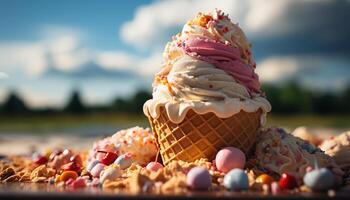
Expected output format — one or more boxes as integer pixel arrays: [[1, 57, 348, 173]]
[[186, 167, 212, 190], [87, 159, 100, 172], [303, 168, 335, 191], [223, 169, 249, 191], [114, 153, 133, 169]]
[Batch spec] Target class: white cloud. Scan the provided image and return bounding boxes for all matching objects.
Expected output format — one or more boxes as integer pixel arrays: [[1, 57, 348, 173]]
[[0, 23, 161, 85], [244, 0, 291, 33], [0, 72, 9, 79], [0, 25, 91, 76], [256, 56, 300, 83], [120, 0, 299, 49], [256, 55, 350, 91], [96, 51, 135, 70], [120, 0, 240, 50], [136, 52, 163, 77], [0, 42, 47, 76]]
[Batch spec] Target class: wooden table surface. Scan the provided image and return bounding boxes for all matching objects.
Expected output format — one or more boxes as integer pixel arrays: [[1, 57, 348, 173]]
[[1, 183, 350, 200]]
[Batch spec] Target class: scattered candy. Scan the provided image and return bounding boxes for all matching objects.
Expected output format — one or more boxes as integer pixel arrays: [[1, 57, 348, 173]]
[[271, 181, 281, 195], [279, 173, 297, 190], [100, 165, 122, 184], [48, 178, 55, 185], [223, 169, 249, 191], [49, 150, 63, 161], [62, 149, 72, 157], [306, 166, 314, 173], [70, 177, 86, 188], [60, 171, 78, 182], [100, 152, 118, 166], [262, 184, 270, 193], [114, 153, 133, 169], [33, 156, 48, 165], [90, 163, 106, 178], [256, 174, 274, 185], [91, 178, 100, 187], [186, 167, 211, 190], [43, 148, 52, 158], [303, 168, 335, 191], [65, 178, 75, 186], [61, 162, 81, 173], [87, 160, 100, 172], [32, 152, 41, 160], [146, 162, 163, 172], [70, 155, 83, 166], [215, 147, 245, 173]]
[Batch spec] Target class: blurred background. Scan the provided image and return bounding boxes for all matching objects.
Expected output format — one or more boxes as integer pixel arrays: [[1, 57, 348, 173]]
[[0, 0, 349, 142]]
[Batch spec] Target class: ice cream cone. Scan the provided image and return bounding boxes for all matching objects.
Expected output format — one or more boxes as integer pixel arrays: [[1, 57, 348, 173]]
[[144, 10, 271, 165], [148, 107, 262, 165]]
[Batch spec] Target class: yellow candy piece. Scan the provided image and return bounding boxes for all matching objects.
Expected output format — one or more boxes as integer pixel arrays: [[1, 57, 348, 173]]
[[196, 15, 212, 27], [60, 171, 78, 182], [44, 149, 52, 159], [256, 174, 274, 185]]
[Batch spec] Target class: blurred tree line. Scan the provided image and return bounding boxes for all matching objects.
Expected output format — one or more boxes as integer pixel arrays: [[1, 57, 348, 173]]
[[0, 82, 349, 116], [262, 83, 350, 114]]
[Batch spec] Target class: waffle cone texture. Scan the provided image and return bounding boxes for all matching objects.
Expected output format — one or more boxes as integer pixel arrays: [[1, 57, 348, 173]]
[[147, 107, 262, 165]]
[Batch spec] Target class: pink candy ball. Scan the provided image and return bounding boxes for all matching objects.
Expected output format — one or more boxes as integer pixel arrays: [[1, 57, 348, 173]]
[[271, 181, 281, 195], [186, 167, 211, 190], [215, 147, 246, 173], [90, 163, 106, 178], [70, 177, 86, 188], [146, 162, 163, 172]]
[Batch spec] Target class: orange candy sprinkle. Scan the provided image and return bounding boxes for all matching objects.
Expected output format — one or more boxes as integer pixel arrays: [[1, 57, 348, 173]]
[[197, 15, 212, 27], [59, 171, 78, 182], [256, 174, 274, 185]]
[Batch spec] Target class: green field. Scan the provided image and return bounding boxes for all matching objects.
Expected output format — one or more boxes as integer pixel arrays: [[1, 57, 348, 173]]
[[0, 113, 349, 133]]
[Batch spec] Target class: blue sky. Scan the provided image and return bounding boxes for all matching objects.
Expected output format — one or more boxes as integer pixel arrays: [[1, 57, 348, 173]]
[[0, 0, 349, 108]]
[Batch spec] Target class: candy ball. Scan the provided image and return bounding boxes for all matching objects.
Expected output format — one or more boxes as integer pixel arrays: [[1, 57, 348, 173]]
[[303, 168, 335, 191], [70, 177, 86, 188], [215, 147, 245, 173], [271, 181, 281, 195], [70, 155, 83, 166], [279, 173, 297, 190], [61, 162, 81, 173], [87, 160, 100, 172], [100, 165, 122, 183], [90, 163, 106, 178], [146, 162, 163, 172], [33, 156, 48, 165], [32, 152, 41, 160], [100, 152, 118, 166], [114, 153, 133, 169], [256, 174, 274, 185], [186, 167, 211, 190], [60, 171, 78, 182], [223, 169, 249, 191]]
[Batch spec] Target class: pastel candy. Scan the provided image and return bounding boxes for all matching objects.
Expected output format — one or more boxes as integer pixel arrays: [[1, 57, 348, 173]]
[[114, 153, 133, 169], [271, 182, 281, 195], [87, 160, 100, 172], [70, 177, 86, 188], [215, 147, 245, 173], [100, 165, 122, 183], [186, 167, 212, 190], [223, 169, 249, 191], [146, 162, 163, 172], [90, 163, 106, 178], [303, 168, 335, 191], [32, 152, 41, 160]]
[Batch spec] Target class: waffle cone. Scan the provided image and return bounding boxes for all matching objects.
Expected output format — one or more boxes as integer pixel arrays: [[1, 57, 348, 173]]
[[147, 107, 262, 165]]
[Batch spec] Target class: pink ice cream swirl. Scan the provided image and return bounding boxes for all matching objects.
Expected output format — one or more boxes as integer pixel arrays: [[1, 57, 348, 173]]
[[182, 37, 261, 95]]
